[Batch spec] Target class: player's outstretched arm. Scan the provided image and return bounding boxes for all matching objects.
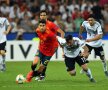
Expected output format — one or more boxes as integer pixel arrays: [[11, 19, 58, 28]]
[[82, 46, 89, 58], [57, 29, 65, 38], [86, 34, 103, 42], [79, 26, 84, 39], [4, 25, 12, 35]]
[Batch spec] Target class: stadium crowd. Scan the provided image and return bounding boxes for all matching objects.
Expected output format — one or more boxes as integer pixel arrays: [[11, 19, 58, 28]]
[[0, 0, 108, 40]]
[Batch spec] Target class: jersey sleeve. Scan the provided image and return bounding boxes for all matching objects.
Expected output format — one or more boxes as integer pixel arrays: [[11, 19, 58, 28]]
[[57, 36, 66, 47], [97, 25, 103, 34], [81, 21, 86, 27], [49, 21, 59, 32], [74, 37, 85, 47], [5, 18, 10, 26]]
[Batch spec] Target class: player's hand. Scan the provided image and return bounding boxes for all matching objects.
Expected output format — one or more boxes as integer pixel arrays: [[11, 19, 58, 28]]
[[85, 39, 92, 42], [81, 52, 89, 58], [62, 53, 65, 58], [3, 31, 8, 35], [78, 34, 83, 39]]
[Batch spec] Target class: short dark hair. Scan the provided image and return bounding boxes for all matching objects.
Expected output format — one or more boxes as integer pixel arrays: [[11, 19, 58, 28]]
[[40, 10, 48, 15], [39, 19, 46, 24], [88, 14, 95, 19], [65, 35, 73, 42]]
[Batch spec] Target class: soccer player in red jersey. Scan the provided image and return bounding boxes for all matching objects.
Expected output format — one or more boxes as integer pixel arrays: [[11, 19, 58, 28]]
[[39, 10, 64, 49], [34, 10, 65, 80], [26, 19, 59, 82]]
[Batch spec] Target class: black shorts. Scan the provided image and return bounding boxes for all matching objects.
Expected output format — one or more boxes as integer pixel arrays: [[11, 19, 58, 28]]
[[64, 55, 87, 71], [0, 42, 6, 51], [35, 50, 52, 66], [86, 44, 104, 57]]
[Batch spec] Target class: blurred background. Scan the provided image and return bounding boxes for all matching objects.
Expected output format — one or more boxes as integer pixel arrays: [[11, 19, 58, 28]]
[[0, 0, 108, 40]]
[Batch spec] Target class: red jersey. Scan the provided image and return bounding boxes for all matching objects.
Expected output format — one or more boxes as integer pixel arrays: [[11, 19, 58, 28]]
[[46, 20, 59, 48], [36, 27, 58, 56]]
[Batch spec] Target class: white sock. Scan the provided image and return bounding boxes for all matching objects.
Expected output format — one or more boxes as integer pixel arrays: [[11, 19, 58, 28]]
[[2, 55, 6, 68], [102, 60, 107, 72], [0, 55, 3, 70], [85, 68, 93, 79]]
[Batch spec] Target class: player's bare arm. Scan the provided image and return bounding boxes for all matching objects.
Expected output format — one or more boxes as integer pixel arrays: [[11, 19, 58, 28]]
[[79, 26, 84, 39], [57, 28, 65, 38], [81, 45, 89, 58], [4, 25, 12, 35], [86, 34, 103, 42], [79, 26, 84, 34], [61, 47, 65, 58]]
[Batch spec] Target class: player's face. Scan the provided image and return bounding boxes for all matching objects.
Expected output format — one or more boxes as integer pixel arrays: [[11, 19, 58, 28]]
[[67, 39, 73, 46], [88, 18, 95, 26], [40, 12, 47, 20], [39, 23, 46, 33]]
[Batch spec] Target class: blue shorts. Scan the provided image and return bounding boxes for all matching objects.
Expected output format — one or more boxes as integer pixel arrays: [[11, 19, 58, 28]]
[[35, 50, 52, 66]]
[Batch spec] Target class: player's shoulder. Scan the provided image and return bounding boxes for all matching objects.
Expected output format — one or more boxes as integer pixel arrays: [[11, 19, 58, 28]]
[[0, 17, 7, 22], [73, 37, 84, 45], [82, 21, 88, 25], [47, 20, 54, 25], [95, 21, 101, 26], [0, 17, 6, 19], [73, 37, 80, 41], [47, 20, 53, 23]]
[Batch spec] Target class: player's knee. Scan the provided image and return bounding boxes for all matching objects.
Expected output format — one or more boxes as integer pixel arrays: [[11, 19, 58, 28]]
[[0, 50, 6, 55], [85, 55, 89, 59], [69, 70, 76, 76], [38, 65, 45, 73], [81, 64, 88, 70], [100, 56, 105, 60], [33, 56, 39, 65]]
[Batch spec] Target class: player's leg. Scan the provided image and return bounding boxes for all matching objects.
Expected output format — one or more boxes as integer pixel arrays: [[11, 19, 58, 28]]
[[0, 42, 6, 71], [64, 56, 76, 76], [2, 54, 6, 70], [100, 54, 108, 76], [81, 64, 96, 82], [41, 67, 47, 76], [100, 56, 108, 76], [33, 64, 45, 77], [84, 44, 93, 63], [31, 50, 40, 71], [26, 56, 40, 82], [34, 64, 46, 81], [80, 44, 92, 74], [31, 56, 39, 71], [0, 54, 3, 71], [35, 60, 47, 81], [0, 50, 6, 71], [35, 60, 43, 80], [76, 56, 96, 82], [39, 48, 58, 79], [94, 46, 108, 76], [26, 50, 42, 82], [36, 56, 51, 81]]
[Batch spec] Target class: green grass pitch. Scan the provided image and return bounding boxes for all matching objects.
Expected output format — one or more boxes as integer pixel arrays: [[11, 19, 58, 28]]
[[0, 61, 108, 90]]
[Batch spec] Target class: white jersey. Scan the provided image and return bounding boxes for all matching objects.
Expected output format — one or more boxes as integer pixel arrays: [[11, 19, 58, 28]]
[[82, 21, 103, 47], [57, 36, 85, 58], [0, 17, 10, 43]]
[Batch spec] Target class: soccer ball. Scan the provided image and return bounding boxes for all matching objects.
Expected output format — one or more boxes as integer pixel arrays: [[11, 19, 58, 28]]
[[16, 74, 25, 84]]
